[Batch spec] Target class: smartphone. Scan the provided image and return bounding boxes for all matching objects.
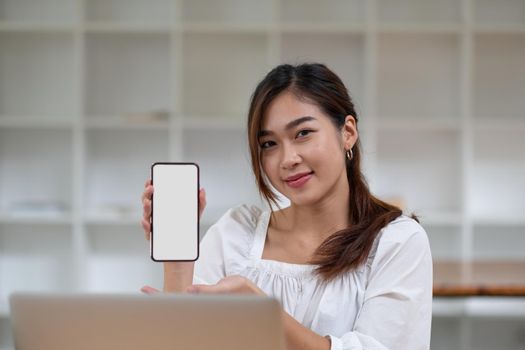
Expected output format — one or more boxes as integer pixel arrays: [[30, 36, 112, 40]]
[[150, 162, 199, 262]]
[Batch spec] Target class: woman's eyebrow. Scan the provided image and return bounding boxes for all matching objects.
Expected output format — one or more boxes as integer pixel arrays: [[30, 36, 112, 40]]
[[258, 116, 316, 139]]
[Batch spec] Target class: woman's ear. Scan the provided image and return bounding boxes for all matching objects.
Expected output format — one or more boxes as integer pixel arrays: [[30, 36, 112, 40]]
[[342, 115, 358, 149]]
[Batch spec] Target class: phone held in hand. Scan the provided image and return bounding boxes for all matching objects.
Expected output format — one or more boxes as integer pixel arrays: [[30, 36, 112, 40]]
[[150, 162, 199, 262]]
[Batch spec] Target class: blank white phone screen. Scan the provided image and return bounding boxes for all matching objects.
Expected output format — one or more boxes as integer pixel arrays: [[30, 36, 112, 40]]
[[151, 163, 199, 261]]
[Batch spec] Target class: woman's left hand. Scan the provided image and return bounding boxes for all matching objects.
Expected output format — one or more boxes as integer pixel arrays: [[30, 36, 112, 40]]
[[141, 275, 266, 296], [187, 275, 266, 296]]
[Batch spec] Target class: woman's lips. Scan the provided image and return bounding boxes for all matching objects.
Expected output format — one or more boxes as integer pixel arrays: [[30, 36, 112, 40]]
[[285, 172, 313, 188]]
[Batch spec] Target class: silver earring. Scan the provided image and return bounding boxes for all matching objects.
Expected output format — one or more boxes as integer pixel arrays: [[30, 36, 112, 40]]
[[346, 148, 353, 161]]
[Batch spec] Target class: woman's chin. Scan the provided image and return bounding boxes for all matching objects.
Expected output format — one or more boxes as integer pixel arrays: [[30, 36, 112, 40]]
[[285, 192, 321, 207]]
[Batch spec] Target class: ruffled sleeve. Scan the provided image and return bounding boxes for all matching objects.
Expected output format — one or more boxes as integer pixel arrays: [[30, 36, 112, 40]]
[[193, 204, 262, 285], [325, 217, 433, 350]]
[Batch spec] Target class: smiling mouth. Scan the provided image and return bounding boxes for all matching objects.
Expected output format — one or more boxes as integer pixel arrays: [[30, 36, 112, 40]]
[[285, 171, 314, 182], [285, 171, 314, 188]]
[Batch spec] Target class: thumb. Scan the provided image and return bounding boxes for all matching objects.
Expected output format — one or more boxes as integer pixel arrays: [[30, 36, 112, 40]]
[[186, 284, 221, 294], [198, 188, 207, 218], [141, 285, 161, 295]]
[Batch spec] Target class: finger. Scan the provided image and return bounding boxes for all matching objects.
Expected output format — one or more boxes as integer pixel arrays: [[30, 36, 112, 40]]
[[141, 185, 153, 202], [200, 188, 206, 205], [141, 218, 151, 239], [141, 185, 149, 201], [141, 285, 160, 294], [198, 188, 206, 217], [143, 199, 151, 219], [187, 284, 225, 294]]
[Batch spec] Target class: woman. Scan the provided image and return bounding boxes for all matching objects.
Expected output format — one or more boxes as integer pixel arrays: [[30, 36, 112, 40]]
[[141, 63, 433, 350]]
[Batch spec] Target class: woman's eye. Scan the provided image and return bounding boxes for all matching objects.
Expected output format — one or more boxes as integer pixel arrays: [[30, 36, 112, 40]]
[[297, 129, 313, 138], [260, 141, 275, 149]]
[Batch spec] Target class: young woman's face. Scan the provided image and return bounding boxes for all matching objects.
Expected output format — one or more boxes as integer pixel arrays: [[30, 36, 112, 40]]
[[258, 91, 357, 206]]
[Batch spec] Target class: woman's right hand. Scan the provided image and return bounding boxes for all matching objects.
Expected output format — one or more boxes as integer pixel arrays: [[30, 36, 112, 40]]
[[141, 179, 207, 241], [140, 179, 207, 293]]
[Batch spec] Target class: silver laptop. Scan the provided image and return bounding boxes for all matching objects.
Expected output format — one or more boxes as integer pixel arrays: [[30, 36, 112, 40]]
[[9, 293, 286, 350]]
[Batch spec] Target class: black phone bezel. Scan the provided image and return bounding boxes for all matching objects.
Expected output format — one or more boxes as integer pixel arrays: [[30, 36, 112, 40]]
[[150, 162, 200, 262]]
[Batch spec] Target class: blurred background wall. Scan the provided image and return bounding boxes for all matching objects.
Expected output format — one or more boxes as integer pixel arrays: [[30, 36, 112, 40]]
[[0, 0, 524, 349]]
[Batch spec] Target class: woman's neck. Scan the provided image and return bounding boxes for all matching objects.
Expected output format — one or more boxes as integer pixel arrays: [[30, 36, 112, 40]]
[[272, 180, 350, 245]]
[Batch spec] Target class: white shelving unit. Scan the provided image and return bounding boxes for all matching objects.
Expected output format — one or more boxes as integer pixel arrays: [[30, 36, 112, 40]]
[[0, 0, 524, 349]]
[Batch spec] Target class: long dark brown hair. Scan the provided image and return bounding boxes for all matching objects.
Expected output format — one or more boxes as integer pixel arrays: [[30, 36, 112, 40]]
[[247, 63, 419, 282]]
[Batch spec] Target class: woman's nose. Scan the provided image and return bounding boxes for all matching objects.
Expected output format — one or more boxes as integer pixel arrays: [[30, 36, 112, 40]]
[[280, 144, 301, 169]]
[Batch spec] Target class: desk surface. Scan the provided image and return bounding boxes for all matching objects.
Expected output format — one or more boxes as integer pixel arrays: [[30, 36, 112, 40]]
[[433, 261, 525, 297]]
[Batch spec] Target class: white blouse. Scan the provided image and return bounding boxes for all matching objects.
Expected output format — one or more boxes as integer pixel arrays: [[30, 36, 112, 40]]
[[193, 204, 433, 350]]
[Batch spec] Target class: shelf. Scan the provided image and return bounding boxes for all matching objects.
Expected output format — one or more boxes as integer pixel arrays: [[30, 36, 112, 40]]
[[182, 32, 268, 117], [474, 118, 525, 131], [84, 23, 172, 34], [279, 23, 365, 34], [377, 32, 460, 121], [473, 216, 525, 226], [183, 116, 245, 130], [200, 205, 237, 229], [433, 298, 525, 318], [86, 253, 161, 292], [181, 22, 269, 34], [85, 224, 162, 292], [84, 0, 173, 26], [84, 213, 141, 226], [280, 0, 365, 24], [470, 318, 525, 350], [280, 32, 365, 110], [0, 212, 72, 225], [182, 0, 273, 25], [432, 298, 468, 317], [0, 224, 74, 310], [0, 302, 7, 317], [0, 31, 76, 118], [434, 260, 525, 299], [473, 225, 525, 260], [435, 298, 525, 318], [376, 118, 460, 131], [471, 129, 525, 219], [183, 129, 264, 226], [474, 24, 525, 34], [376, 23, 462, 34], [375, 129, 462, 215], [377, 0, 461, 24], [0, 129, 73, 216], [84, 129, 169, 218], [86, 224, 149, 256], [418, 211, 463, 226], [0, 21, 74, 32], [0, 116, 75, 129], [474, 0, 525, 25], [0, 317, 12, 350], [426, 224, 462, 261], [85, 32, 171, 117], [428, 316, 461, 349], [85, 114, 170, 130], [0, 0, 78, 24], [473, 33, 525, 120]]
